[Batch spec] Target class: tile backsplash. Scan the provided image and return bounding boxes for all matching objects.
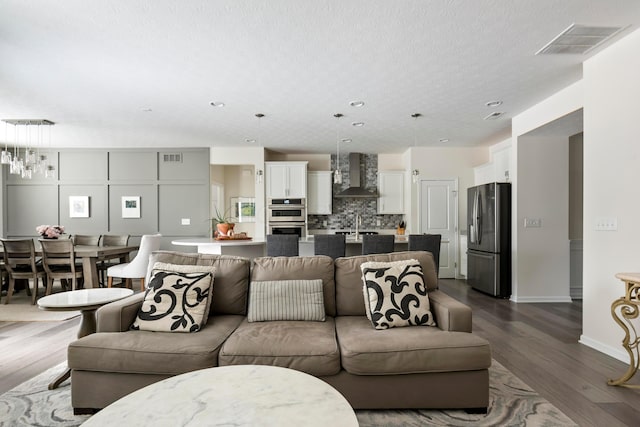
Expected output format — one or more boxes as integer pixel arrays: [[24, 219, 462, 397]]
[[307, 153, 404, 230]]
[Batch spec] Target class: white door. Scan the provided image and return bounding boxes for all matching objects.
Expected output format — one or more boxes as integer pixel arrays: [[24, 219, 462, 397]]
[[418, 179, 458, 278]]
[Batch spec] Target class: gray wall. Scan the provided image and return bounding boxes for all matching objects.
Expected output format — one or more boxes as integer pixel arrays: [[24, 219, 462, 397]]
[[2, 148, 209, 250]]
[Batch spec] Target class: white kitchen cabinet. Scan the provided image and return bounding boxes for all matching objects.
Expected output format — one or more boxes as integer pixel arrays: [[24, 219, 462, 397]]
[[377, 171, 405, 214], [265, 162, 308, 199], [492, 147, 511, 182], [307, 171, 332, 214], [473, 162, 494, 185]]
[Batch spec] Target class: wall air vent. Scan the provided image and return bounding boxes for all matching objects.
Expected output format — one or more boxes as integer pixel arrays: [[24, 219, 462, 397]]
[[536, 24, 625, 55], [483, 111, 504, 121], [162, 153, 183, 163]]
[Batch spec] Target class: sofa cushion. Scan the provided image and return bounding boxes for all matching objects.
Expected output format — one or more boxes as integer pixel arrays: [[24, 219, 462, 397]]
[[132, 263, 215, 333], [335, 316, 491, 375], [146, 251, 250, 316], [251, 256, 336, 316], [69, 315, 244, 375], [248, 279, 325, 322], [361, 259, 436, 330], [219, 317, 341, 376], [335, 251, 438, 316]]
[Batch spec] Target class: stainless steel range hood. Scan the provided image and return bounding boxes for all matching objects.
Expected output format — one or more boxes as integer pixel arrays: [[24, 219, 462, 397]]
[[335, 153, 378, 198]]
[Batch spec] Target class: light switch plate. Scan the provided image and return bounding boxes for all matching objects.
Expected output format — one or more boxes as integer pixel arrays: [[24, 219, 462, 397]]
[[595, 217, 617, 231], [524, 218, 542, 228], [181, 218, 191, 225]]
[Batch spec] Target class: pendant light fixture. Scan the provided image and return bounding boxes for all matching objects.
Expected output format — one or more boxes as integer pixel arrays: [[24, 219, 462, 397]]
[[1, 119, 55, 178], [333, 113, 344, 184], [255, 113, 264, 184], [1, 121, 12, 164], [411, 113, 421, 184]]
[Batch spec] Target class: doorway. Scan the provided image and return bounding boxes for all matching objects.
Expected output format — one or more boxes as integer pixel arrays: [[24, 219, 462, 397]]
[[418, 179, 458, 278]]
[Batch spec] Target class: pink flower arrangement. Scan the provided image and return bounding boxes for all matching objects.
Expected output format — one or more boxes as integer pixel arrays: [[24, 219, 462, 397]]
[[36, 224, 65, 238]]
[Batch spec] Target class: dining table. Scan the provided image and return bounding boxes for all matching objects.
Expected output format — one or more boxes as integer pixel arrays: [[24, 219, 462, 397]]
[[71, 244, 139, 288], [1, 243, 139, 289]]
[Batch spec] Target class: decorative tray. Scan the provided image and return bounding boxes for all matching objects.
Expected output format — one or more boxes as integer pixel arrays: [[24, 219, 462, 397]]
[[215, 236, 252, 241]]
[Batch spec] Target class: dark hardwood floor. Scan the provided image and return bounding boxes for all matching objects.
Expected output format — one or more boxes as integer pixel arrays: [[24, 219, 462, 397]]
[[1, 279, 639, 426]]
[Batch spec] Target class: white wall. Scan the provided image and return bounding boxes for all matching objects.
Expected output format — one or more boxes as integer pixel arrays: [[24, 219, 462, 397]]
[[580, 28, 640, 362], [267, 153, 330, 171], [513, 136, 571, 302], [511, 82, 582, 304]]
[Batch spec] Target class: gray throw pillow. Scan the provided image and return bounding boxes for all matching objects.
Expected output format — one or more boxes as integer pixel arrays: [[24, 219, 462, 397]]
[[248, 279, 325, 322], [361, 259, 436, 330]]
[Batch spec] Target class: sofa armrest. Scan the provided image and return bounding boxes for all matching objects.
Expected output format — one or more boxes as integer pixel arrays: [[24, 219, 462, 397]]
[[96, 293, 145, 332], [429, 290, 472, 332]]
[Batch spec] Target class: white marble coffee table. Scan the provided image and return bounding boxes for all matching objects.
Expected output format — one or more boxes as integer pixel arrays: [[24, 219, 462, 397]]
[[82, 365, 359, 427], [38, 288, 134, 389]]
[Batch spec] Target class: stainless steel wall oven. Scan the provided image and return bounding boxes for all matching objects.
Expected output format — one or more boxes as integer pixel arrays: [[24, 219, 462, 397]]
[[267, 198, 306, 238]]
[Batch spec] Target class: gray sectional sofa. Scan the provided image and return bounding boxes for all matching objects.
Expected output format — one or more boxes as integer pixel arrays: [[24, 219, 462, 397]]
[[68, 250, 491, 413]]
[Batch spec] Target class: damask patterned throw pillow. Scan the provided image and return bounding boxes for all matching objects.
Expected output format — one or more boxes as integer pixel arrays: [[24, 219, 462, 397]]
[[132, 263, 216, 333], [361, 259, 436, 330]]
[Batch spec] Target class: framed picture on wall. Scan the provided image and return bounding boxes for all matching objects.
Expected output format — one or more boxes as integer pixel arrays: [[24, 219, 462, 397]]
[[122, 196, 141, 218], [231, 197, 256, 223], [69, 196, 90, 218]]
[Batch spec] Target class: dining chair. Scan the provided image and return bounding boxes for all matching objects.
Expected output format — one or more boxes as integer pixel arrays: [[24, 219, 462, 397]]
[[314, 234, 346, 259], [0, 239, 46, 304], [40, 238, 84, 294], [107, 234, 162, 291], [361, 234, 395, 255], [266, 234, 299, 257], [98, 234, 131, 287], [408, 234, 442, 275], [72, 235, 102, 246]]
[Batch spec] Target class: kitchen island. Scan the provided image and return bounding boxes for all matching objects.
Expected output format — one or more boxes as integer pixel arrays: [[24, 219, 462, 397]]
[[171, 234, 409, 258]]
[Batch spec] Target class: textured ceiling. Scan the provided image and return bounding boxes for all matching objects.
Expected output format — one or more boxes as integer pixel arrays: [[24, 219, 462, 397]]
[[1, 0, 640, 154]]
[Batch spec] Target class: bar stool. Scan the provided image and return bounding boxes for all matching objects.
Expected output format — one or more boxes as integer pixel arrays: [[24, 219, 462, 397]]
[[314, 235, 346, 259], [408, 234, 442, 275], [361, 235, 395, 255], [266, 235, 299, 257]]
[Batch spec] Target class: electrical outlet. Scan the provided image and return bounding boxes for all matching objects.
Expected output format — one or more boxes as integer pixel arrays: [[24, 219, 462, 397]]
[[181, 218, 191, 225], [524, 218, 542, 228], [595, 217, 617, 231], [376, 218, 381, 227]]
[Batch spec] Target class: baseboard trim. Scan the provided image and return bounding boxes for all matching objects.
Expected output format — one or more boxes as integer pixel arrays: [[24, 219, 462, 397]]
[[579, 335, 629, 364], [510, 295, 573, 303]]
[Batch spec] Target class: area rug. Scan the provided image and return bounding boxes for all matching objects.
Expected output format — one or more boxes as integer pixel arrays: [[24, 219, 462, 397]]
[[0, 361, 576, 427]]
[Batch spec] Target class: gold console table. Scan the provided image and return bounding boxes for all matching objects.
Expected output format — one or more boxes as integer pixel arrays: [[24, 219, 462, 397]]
[[609, 273, 640, 388]]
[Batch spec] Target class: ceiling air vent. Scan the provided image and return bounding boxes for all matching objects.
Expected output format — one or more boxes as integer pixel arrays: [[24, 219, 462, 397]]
[[483, 111, 504, 121], [536, 24, 625, 55], [162, 153, 183, 163]]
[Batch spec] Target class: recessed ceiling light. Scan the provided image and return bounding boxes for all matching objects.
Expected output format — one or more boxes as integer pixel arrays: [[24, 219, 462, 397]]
[[352, 122, 365, 127], [341, 138, 352, 143], [485, 100, 503, 108], [244, 138, 256, 143], [210, 101, 225, 107], [483, 112, 504, 120], [349, 101, 365, 107], [141, 108, 153, 112], [439, 138, 449, 143]]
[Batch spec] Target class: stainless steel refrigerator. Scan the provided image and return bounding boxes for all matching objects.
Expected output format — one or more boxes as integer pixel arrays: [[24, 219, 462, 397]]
[[467, 182, 511, 298]]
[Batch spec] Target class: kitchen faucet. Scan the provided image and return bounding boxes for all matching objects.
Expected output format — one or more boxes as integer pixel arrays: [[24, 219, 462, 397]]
[[355, 212, 362, 240]]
